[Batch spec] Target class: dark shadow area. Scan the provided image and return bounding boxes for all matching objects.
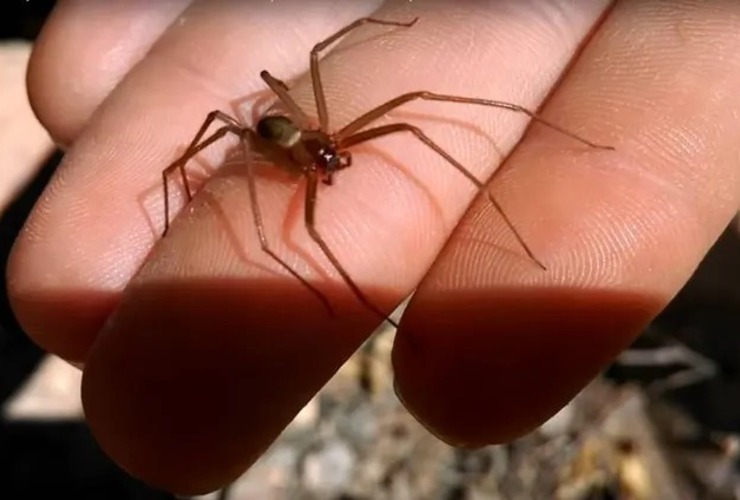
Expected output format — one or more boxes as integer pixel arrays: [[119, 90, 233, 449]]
[[0, 420, 176, 499], [0, 1, 54, 40], [393, 285, 661, 445], [73, 273, 394, 494]]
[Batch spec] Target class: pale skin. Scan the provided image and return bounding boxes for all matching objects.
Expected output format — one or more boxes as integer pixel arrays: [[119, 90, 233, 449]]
[[9, 0, 740, 496], [0, 42, 53, 211]]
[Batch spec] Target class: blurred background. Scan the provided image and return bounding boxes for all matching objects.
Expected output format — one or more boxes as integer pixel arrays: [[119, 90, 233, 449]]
[[2, 2, 740, 499]]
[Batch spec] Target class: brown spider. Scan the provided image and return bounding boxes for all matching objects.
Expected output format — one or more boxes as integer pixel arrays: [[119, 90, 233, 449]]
[[160, 17, 613, 327]]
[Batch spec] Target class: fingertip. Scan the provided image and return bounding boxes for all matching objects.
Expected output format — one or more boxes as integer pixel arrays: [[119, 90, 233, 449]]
[[80, 276, 368, 495], [392, 287, 657, 446], [27, 0, 192, 146]]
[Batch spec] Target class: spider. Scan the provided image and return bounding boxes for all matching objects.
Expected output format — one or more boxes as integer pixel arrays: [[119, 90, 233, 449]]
[[160, 17, 613, 327]]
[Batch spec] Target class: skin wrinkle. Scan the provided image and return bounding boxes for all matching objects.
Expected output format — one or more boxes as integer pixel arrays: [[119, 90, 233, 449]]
[[637, 119, 735, 235], [483, 151, 707, 292], [561, 29, 739, 232]]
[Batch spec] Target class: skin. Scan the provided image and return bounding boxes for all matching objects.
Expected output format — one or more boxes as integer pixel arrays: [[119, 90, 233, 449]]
[[0, 42, 53, 211], [8, 0, 740, 495]]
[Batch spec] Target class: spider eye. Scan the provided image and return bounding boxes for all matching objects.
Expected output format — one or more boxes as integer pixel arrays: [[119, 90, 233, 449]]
[[256, 116, 299, 147]]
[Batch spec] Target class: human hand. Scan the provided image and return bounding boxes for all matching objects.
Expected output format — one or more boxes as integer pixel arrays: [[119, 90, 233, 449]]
[[9, 1, 740, 495]]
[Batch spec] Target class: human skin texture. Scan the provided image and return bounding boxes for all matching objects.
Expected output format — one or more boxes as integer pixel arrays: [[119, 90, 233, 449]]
[[9, 0, 740, 495]]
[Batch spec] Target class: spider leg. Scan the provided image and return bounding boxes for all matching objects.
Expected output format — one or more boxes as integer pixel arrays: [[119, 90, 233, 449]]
[[303, 171, 398, 328], [259, 70, 311, 129], [337, 91, 614, 150], [240, 131, 335, 316], [340, 123, 547, 270], [310, 17, 418, 131], [161, 112, 242, 236]]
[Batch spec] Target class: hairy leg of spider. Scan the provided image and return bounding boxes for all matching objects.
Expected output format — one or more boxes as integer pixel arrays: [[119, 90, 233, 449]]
[[239, 132, 334, 316], [337, 91, 614, 150], [310, 16, 418, 132], [259, 70, 311, 129], [340, 123, 547, 270], [304, 171, 398, 328], [162, 121, 243, 236]]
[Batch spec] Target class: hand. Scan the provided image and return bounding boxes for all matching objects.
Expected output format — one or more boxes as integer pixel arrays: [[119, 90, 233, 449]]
[[9, 1, 740, 495]]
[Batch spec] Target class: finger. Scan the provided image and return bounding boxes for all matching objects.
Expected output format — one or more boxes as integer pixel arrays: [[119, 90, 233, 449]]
[[28, 0, 193, 146], [393, 0, 740, 446], [0, 42, 53, 212], [8, 0, 384, 363], [76, 1, 609, 494]]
